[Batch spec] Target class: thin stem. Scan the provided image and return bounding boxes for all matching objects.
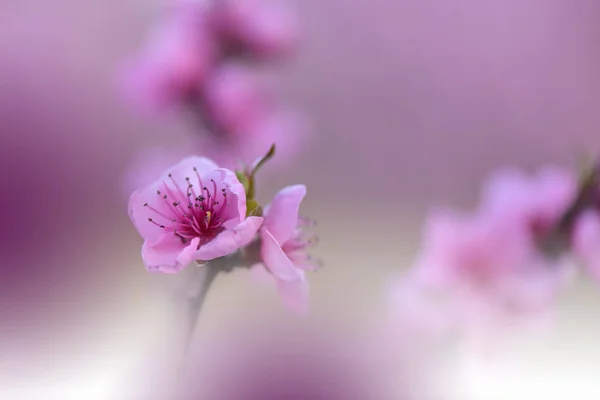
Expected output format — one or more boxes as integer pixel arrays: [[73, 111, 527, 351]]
[[181, 263, 221, 357], [179, 242, 262, 362]]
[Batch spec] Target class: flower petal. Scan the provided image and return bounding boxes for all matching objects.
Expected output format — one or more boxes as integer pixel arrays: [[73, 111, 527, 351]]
[[260, 227, 302, 282], [264, 184, 306, 244], [276, 273, 309, 314], [195, 216, 263, 261], [163, 156, 219, 184], [127, 156, 220, 242], [204, 168, 247, 225], [141, 235, 200, 273]]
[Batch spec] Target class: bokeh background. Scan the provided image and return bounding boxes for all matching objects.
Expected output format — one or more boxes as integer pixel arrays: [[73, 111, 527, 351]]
[[3, 0, 600, 398]]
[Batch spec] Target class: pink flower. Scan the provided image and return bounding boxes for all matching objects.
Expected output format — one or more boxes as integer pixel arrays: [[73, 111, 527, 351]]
[[121, 6, 214, 111], [259, 185, 317, 312], [128, 156, 263, 273], [406, 166, 577, 336], [479, 166, 577, 232], [573, 210, 600, 284], [210, 0, 298, 59], [202, 64, 271, 135]]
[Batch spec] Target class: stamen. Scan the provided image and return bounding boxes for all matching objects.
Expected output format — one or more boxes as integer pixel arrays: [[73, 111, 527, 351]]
[[143, 203, 174, 221], [211, 179, 218, 209], [194, 167, 206, 207], [148, 218, 169, 231], [168, 173, 187, 200], [163, 183, 189, 217]]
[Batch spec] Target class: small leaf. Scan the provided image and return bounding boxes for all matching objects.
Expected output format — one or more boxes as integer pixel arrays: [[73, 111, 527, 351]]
[[250, 144, 276, 178]]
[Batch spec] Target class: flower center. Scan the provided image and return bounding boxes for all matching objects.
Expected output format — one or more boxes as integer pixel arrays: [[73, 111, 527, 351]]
[[144, 168, 230, 246]]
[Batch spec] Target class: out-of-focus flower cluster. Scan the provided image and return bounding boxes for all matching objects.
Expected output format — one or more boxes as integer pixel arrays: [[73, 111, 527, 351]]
[[390, 162, 600, 346], [121, 0, 304, 171], [128, 148, 319, 313]]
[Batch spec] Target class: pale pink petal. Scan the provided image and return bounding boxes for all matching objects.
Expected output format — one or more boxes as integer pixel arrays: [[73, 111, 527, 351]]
[[195, 216, 263, 261], [573, 210, 600, 284], [276, 273, 309, 314], [260, 228, 302, 281], [263, 185, 306, 244], [142, 235, 200, 273], [203, 168, 247, 225], [128, 185, 170, 242], [163, 156, 220, 182]]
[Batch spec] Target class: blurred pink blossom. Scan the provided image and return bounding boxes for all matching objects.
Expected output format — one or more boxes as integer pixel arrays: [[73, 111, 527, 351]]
[[128, 156, 262, 273], [121, 5, 214, 112], [258, 184, 317, 312], [398, 166, 577, 340], [209, 0, 298, 59], [202, 64, 271, 135]]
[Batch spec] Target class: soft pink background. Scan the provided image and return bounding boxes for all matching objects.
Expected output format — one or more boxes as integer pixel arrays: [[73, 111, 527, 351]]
[[2, 0, 600, 398]]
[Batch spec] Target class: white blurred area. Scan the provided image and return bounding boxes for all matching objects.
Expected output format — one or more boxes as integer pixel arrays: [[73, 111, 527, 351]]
[[427, 277, 600, 400]]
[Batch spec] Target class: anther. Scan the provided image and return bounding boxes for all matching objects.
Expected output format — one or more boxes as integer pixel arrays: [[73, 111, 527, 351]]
[[163, 195, 168, 199], [173, 202, 180, 207], [168, 173, 172, 177], [148, 218, 153, 222], [143, 203, 148, 207], [156, 190, 161, 195]]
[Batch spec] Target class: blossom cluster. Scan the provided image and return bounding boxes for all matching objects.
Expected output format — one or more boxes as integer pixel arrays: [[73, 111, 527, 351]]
[[391, 163, 600, 343], [128, 147, 318, 312], [122, 0, 301, 167]]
